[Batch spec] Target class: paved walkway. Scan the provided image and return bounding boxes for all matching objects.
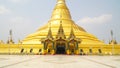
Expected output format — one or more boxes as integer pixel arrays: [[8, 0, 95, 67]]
[[0, 55, 120, 68]]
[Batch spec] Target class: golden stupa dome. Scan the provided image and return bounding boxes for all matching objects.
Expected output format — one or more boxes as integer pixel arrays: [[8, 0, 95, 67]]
[[22, 0, 104, 44]]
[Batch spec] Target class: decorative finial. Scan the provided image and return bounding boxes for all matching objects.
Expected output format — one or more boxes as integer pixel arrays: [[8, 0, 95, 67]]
[[111, 30, 113, 40], [9, 29, 12, 40], [8, 29, 14, 44], [57, 0, 65, 4], [10, 29, 12, 36]]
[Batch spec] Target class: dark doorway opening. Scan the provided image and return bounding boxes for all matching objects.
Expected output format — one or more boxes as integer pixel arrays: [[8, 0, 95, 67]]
[[39, 49, 42, 52], [56, 43, 66, 54], [48, 49, 51, 54], [20, 49, 24, 53], [30, 49, 33, 53], [80, 49, 83, 55], [89, 49, 92, 54], [98, 49, 102, 53]]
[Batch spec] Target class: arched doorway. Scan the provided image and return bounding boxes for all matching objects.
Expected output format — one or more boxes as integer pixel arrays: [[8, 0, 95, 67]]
[[56, 43, 66, 54]]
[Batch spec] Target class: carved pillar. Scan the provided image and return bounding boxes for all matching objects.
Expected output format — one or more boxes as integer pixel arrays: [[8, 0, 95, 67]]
[[42, 42, 47, 55], [67, 42, 70, 50], [75, 42, 78, 50], [66, 42, 70, 55], [52, 42, 54, 49], [44, 42, 47, 50]]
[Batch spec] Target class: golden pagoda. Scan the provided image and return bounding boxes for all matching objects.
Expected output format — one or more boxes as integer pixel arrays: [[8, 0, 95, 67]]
[[0, 0, 120, 55], [22, 0, 103, 45]]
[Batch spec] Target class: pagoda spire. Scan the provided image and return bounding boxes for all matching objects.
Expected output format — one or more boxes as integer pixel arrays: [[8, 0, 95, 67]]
[[51, 0, 71, 20], [68, 24, 76, 39], [111, 30, 114, 40], [47, 23, 53, 39], [9, 30, 13, 41], [7, 29, 14, 44], [57, 0, 65, 4], [56, 21, 66, 39], [109, 30, 117, 44]]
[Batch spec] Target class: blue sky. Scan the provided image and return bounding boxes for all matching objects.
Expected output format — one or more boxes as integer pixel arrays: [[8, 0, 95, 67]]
[[0, 0, 120, 44]]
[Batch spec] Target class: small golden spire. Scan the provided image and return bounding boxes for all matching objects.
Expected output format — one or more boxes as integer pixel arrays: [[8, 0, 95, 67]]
[[68, 23, 76, 39], [47, 22, 53, 39], [57, 0, 65, 4], [56, 21, 66, 39]]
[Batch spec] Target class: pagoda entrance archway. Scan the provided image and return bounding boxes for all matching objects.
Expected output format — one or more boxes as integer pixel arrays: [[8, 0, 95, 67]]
[[56, 43, 66, 54]]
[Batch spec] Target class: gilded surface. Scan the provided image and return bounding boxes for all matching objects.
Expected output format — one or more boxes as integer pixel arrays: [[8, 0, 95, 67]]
[[0, 0, 120, 55], [22, 0, 103, 44]]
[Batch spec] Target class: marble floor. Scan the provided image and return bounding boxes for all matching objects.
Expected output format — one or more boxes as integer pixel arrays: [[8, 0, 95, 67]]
[[0, 55, 120, 68]]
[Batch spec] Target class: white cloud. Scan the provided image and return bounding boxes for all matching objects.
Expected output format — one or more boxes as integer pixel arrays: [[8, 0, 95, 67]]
[[9, 0, 28, 3], [78, 14, 112, 24], [0, 5, 10, 15]]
